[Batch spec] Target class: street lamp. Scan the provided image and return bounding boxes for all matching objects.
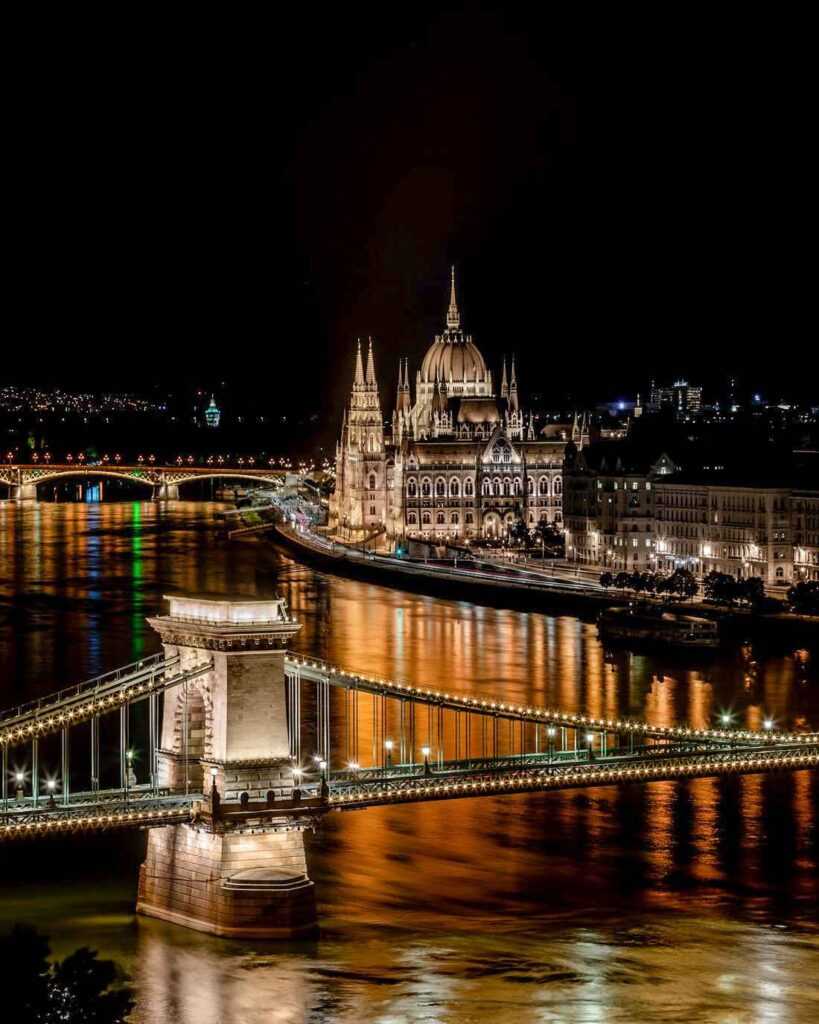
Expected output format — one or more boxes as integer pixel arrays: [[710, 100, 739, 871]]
[[46, 778, 57, 808], [15, 771, 25, 801], [547, 726, 557, 763], [125, 749, 134, 804], [586, 732, 595, 761], [421, 745, 432, 776], [384, 738, 394, 770], [318, 759, 329, 799], [292, 767, 303, 801]]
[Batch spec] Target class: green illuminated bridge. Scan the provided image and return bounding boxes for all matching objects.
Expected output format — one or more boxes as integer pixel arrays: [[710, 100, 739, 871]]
[[1, 594, 816, 939]]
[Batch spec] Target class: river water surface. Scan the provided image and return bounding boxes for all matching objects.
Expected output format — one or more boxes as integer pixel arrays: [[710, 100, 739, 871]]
[[0, 501, 817, 1023]]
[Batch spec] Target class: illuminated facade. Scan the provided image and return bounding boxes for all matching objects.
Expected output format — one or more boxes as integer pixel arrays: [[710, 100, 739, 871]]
[[331, 270, 584, 543], [564, 442, 819, 585]]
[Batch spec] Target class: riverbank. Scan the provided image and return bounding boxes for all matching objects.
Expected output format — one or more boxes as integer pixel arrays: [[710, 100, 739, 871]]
[[271, 522, 819, 645]]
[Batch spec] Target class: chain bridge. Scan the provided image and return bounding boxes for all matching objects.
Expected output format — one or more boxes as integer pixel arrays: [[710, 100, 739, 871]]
[[1, 595, 816, 939]]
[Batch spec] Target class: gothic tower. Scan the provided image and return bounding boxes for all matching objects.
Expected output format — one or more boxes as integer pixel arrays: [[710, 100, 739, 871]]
[[330, 338, 388, 538]]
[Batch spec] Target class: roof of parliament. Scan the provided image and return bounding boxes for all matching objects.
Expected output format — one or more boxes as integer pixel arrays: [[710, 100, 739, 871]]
[[418, 267, 489, 385]]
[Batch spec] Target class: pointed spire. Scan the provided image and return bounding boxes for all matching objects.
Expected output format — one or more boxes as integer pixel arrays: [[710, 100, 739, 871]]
[[509, 356, 519, 413], [354, 339, 365, 387], [446, 265, 460, 330], [366, 337, 376, 386], [501, 357, 508, 399]]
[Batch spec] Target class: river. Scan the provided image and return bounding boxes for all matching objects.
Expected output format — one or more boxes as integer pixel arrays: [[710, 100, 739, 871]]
[[0, 501, 817, 1023]]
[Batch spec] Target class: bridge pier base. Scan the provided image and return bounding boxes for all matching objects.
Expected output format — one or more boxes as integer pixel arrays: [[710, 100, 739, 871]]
[[156, 482, 180, 501], [141, 594, 317, 939], [137, 823, 316, 939], [13, 483, 37, 502]]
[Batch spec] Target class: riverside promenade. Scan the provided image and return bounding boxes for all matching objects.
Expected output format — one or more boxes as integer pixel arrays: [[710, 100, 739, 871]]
[[271, 522, 819, 644]]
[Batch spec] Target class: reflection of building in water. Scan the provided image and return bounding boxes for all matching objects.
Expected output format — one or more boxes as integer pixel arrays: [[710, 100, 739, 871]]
[[330, 269, 587, 544]]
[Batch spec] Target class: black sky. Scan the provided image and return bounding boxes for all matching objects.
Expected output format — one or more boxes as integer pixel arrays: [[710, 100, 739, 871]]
[[3, 7, 814, 414]]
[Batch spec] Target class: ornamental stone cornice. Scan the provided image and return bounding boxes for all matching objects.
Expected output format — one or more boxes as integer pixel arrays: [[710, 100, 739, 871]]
[[147, 620, 299, 651]]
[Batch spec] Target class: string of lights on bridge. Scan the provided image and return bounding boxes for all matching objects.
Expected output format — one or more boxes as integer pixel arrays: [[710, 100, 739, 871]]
[[0, 662, 211, 747], [329, 748, 819, 808], [287, 654, 819, 747], [6, 453, 333, 472]]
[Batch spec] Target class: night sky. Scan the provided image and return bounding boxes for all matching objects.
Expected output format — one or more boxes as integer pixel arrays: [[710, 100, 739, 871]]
[[3, 7, 813, 413]]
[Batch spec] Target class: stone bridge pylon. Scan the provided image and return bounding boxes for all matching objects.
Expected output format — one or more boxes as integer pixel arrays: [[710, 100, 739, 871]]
[[137, 595, 321, 939]]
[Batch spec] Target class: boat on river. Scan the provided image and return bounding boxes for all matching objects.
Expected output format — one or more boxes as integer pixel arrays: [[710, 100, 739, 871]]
[[598, 602, 720, 649]]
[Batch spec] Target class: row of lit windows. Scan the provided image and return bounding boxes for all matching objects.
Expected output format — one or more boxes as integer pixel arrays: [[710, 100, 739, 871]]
[[405, 476, 562, 498]]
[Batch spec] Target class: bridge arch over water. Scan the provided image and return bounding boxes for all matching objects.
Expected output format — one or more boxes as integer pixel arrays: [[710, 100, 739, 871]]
[[0, 463, 289, 500]]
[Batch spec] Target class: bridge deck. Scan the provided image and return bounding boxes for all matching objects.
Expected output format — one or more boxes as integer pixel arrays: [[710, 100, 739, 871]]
[[3, 740, 817, 840]]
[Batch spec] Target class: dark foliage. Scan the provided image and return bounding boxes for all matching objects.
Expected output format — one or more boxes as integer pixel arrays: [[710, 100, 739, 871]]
[[0, 926, 134, 1024]]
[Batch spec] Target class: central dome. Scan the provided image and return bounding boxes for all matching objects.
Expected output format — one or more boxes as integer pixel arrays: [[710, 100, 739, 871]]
[[420, 334, 488, 384]]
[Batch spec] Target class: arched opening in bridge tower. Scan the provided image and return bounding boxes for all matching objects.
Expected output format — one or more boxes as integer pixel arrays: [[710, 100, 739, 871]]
[[182, 687, 206, 791], [163, 685, 208, 792]]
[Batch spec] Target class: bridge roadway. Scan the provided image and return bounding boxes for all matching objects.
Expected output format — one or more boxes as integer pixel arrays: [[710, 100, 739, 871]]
[[2, 738, 818, 840]]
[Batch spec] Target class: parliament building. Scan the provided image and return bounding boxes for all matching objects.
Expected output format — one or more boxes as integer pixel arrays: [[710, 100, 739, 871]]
[[330, 270, 584, 545]]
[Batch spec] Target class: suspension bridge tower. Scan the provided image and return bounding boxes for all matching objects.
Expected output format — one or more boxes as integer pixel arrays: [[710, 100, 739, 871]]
[[137, 595, 321, 939]]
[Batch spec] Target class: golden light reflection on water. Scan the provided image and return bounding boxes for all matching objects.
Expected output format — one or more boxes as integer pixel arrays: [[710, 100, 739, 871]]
[[0, 502, 818, 1023]]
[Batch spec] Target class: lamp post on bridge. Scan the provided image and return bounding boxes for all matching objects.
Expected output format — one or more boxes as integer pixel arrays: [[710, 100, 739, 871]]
[[384, 738, 393, 772], [586, 732, 595, 762], [125, 749, 134, 806], [547, 727, 556, 764], [421, 745, 432, 777]]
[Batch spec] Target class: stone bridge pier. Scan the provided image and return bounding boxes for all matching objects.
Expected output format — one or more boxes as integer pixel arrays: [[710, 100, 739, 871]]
[[13, 482, 38, 501], [137, 595, 321, 939], [155, 480, 180, 501]]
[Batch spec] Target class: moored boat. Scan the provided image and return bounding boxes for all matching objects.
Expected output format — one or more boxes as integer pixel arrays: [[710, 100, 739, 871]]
[[598, 602, 719, 649]]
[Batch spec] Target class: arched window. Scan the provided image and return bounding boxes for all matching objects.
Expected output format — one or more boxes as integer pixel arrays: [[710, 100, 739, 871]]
[[435, 477, 446, 497], [493, 478, 501, 496], [482, 478, 491, 496], [407, 511, 417, 525], [554, 476, 562, 495], [368, 473, 376, 490], [465, 511, 474, 524], [539, 477, 549, 496], [450, 512, 460, 525], [503, 478, 511, 496], [407, 478, 417, 497], [421, 478, 431, 497], [436, 511, 445, 525], [513, 478, 522, 496], [464, 478, 474, 496], [450, 478, 460, 498], [527, 477, 534, 495], [422, 511, 431, 525]]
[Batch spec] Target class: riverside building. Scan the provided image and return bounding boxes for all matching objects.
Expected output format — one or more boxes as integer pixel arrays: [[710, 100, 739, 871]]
[[563, 442, 819, 587]]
